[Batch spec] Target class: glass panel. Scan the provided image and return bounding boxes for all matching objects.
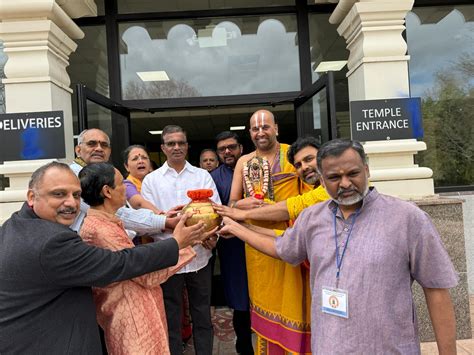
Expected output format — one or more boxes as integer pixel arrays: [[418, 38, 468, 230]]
[[129, 104, 296, 166], [119, 15, 300, 99], [308, 14, 349, 139], [86, 100, 113, 138], [312, 89, 326, 130], [407, 5, 474, 187], [296, 89, 327, 142], [70, 26, 109, 97], [118, 0, 294, 14], [308, 13, 348, 83], [69, 25, 109, 135], [96, 0, 105, 15], [0, 41, 6, 114]]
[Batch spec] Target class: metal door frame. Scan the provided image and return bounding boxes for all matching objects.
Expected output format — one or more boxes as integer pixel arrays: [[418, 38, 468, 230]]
[[294, 72, 338, 142]]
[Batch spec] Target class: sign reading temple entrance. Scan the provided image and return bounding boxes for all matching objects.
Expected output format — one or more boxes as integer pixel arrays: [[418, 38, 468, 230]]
[[0, 111, 65, 161], [350, 98, 423, 141]]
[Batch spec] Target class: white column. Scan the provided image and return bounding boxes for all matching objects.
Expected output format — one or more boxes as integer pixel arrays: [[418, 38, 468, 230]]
[[0, 0, 96, 224], [334, 0, 435, 198]]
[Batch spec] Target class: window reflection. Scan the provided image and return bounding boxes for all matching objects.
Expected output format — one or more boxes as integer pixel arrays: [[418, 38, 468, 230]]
[[118, 0, 294, 14], [308, 13, 348, 83], [308, 14, 350, 139], [407, 6, 474, 187], [119, 15, 300, 99], [0, 42, 6, 114], [69, 26, 109, 134]]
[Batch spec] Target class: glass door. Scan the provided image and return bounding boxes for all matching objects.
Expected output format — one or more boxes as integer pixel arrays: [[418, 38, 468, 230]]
[[75, 84, 131, 167], [294, 72, 337, 143]]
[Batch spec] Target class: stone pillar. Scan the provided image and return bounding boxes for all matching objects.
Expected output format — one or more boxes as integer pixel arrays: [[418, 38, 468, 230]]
[[333, 0, 434, 198], [330, 0, 471, 341], [0, 0, 96, 224]]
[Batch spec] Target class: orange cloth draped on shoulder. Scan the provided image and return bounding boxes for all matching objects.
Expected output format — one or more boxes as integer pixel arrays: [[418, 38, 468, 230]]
[[244, 143, 313, 355], [126, 174, 142, 193], [79, 209, 195, 355]]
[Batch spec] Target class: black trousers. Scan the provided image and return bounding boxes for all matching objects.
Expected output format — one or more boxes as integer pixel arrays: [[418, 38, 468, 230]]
[[162, 262, 213, 355], [233, 309, 254, 355]]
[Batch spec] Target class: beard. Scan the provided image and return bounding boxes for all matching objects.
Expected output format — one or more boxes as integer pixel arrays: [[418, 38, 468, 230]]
[[303, 169, 319, 185], [335, 184, 369, 206]]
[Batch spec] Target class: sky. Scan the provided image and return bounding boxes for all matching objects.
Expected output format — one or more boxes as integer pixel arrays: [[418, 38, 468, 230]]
[[406, 8, 474, 98]]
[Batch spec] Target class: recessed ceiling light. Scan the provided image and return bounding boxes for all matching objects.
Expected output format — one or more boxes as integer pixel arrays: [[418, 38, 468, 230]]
[[137, 71, 170, 82], [230, 126, 246, 131], [314, 60, 347, 73], [149, 130, 163, 135]]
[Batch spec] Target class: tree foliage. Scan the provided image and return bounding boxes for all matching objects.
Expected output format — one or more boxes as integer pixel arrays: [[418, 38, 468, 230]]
[[418, 52, 474, 186], [124, 79, 201, 100]]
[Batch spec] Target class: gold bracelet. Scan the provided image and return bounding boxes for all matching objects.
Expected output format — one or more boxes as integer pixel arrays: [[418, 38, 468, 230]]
[[230, 201, 237, 208]]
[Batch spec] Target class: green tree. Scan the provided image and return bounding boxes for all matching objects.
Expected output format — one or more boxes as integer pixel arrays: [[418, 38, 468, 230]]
[[418, 53, 474, 186]]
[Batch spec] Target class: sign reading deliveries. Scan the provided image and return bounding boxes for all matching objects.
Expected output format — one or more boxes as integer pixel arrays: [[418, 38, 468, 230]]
[[350, 97, 423, 141], [0, 111, 65, 161]]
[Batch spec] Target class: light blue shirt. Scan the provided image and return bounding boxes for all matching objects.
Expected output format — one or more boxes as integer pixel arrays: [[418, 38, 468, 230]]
[[69, 162, 166, 234]]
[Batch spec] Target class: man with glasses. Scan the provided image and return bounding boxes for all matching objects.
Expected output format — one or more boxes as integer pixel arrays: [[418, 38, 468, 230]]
[[70, 128, 174, 235], [210, 131, 253, 354], [141, 125, 221, 355]]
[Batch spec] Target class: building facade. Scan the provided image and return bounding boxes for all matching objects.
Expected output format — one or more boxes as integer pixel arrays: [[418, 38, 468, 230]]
[[0, 0, 472, 342]]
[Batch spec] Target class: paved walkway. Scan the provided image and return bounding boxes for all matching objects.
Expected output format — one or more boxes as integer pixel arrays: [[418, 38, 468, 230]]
[[184, 295, 474, 354]]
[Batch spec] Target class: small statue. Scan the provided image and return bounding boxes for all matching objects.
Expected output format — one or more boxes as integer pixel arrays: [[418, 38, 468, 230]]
[[243, 156, 274, 201]]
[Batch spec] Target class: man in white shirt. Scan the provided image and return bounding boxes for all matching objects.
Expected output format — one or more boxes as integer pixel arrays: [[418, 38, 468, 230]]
[[142, 125, 221, 355], [70, 128, 174, 234]]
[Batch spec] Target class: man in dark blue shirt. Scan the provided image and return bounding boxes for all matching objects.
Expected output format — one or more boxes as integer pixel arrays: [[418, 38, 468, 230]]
[[210, 131, 253, 355]]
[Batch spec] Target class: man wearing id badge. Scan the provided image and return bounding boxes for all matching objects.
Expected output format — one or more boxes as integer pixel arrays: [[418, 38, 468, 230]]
[[220, 139, 458, 354]]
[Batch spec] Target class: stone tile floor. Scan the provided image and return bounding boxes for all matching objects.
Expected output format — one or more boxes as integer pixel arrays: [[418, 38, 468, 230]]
[[184, 295, 474, 354]]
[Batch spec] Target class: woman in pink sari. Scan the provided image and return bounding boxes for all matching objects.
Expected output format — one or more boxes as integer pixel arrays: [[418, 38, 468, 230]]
[[78, 162, 203, 355]]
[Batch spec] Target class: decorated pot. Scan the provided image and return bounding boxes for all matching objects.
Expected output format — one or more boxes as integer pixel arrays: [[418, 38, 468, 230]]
[[182, 189, 222, 232]]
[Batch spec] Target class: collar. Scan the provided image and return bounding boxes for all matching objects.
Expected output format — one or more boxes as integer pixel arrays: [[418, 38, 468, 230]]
[[86, 208, 123, 226], [328, 186, 378, 215], [162, 160, 196, 175], [74, 157, 87, 167]]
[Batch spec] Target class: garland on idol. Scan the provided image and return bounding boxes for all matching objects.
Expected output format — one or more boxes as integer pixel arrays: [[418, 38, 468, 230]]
[[243, 156, 270, 200]]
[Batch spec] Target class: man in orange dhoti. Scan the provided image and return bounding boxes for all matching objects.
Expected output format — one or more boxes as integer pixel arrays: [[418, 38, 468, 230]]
[[229, 110, 313, 354]]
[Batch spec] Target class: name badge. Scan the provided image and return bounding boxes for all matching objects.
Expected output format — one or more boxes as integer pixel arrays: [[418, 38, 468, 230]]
[[321, 286, 349, 318]]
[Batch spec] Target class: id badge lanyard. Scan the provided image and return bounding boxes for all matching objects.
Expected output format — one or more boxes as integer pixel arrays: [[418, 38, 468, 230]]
[[333, 207, 360, 288]]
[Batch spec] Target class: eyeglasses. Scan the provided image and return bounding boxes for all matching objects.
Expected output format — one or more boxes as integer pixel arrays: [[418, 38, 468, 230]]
[[216, 144, 240, 153], [163, 141, 187, 148], [82, 140, 110, 149]]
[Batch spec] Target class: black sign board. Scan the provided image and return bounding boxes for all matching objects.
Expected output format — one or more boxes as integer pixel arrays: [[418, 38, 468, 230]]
[[350, 98, 423, 141], [0, 111, 65, 161]]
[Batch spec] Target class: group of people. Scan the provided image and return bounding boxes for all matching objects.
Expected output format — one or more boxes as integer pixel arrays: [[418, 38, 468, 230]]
[[0, 108, 459, 355]]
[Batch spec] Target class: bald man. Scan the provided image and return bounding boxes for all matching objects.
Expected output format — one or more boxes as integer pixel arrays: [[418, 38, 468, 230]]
[[228, 110, 313, 354]]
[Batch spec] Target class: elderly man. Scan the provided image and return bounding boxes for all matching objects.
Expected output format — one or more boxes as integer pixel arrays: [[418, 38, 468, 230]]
[[228, 110, 313, 354], [0, 162, 208, 354], [69, 128, 175, 234], [221, 139, 458, 354], [209, 131, 253, 354], [141, 125, 221, 355], [199, 148, 219, 172]]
